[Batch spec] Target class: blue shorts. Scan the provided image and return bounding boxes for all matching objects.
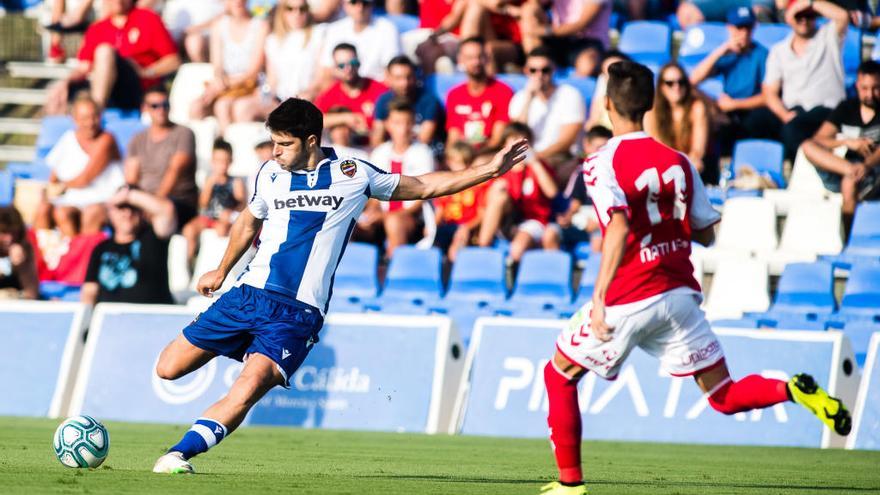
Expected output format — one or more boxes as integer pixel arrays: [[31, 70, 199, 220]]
[[183, 284, 324, 386]]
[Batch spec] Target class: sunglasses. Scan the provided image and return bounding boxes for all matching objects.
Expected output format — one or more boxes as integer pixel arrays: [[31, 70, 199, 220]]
[[147, 101, 170, 109], [527, 66, 552, 75], [336, 59, 360, 69], [662, 79, 686, 88], [284, 4, 309, 12], [347, 0, 373, 5], [794, 13, 817, 22]]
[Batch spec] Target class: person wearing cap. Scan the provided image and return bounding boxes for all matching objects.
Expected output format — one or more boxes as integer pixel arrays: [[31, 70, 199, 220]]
[[81, 185, 177, 305], [689, 6, 769, 152], [760, 0, 849, 160]]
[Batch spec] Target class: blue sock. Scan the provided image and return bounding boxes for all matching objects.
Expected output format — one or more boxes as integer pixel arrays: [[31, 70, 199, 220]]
[[169, 418, 228, 460]]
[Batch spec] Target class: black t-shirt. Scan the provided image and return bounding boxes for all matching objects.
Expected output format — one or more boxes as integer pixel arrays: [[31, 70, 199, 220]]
[[85, 226, 173, 304], [826, 98, 880, 162]]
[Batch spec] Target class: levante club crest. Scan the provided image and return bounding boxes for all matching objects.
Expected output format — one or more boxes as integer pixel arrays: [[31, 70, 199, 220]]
[[340, 159, 357, 178]]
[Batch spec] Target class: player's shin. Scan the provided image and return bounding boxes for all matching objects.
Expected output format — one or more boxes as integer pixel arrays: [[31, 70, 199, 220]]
[[707, 375, 790, 415], [168, 417, 229, 460], [544, 361, 583, 485]]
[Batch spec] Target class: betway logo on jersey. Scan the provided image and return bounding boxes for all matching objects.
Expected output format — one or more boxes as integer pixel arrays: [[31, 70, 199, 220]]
[[273, 191, 344, 211]]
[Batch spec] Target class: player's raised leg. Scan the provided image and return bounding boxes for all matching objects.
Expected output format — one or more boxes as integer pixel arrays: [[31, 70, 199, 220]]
[[153, 352, 284, 473], [541, 351, 588, 495], [155, 334, 217, 381]]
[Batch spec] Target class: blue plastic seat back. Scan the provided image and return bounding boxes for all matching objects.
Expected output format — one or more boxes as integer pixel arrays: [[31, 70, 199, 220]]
[[679, 22, 728, 68], [841, 263, 880, 314], [848, 201, 880, 251], [773, 262, 835, 314], [379, 13, 420, 33], [732, 139, 786, 188], [698, 76, 724, 99], [333, 242, 379, 299], [446, 247, 507, 304], [383, 246, 443, 301], [619, 21, 671, 66], [753, 23, 790, 49], [35, 116, 75, 160], [559, 77, 596, 111], [843, 323, 880, 367], [106, 118, 146, 157], [425, 73, 467, 105], [496, 73, 527, 93], [843, 28, 862, 76], [574, 255, 601, 304], [0, 170, 13, 206], [511, 251, 573, 305]]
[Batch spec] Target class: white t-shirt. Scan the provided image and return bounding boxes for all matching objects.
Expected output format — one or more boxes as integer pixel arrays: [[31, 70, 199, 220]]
[[266, 24, 327, 99], [321, 16, 401, 81], [764, 23, 845, 111], [508, 84, 586, 153], [46, 130, 125, 208], [369, 141, 435, 210]]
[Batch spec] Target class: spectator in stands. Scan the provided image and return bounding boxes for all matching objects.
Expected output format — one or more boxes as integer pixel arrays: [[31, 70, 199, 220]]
[[477, 123, 558, 262], [555, 125, 610, 252], [44, 0, 94, 63], [81, 185, 176, 305], [320, 0, 402, 82], [39, 95, 125, 238], [803, 61, 880, 237], [0, 207, 39, 300], [761, 0, 849, 160], [413, 0, 465, 74], [315, 43, 389, 140], [646, 62, 717, 184], [509, 47, 586, 171], [45, 0, 181, 114], [162, 0, 225, 62], [125, 87, 199, 230], [571, 44, 602, 78], [689, 7, 769, 152], [458, 0, 522, 75], [585, 49, 629, 131], [366, 100, 436, 255], [182, 139, 246, 267], [445, 37, 514, 149], [310, 0, 345, 22], [677, 0, 773, 29], [325, 107, 371, 159], [263, 0, 326, 104], [518, 0, 611, 64], [434, 141, 488, 261], [370, 56, 443, 147], [190, 0, 269, 132], [254, 140, 274, 163]]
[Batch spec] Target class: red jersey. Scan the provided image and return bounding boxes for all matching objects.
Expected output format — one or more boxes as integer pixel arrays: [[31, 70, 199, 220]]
[[504, 161, 554, 224], [420, 0, 460, 35], [315, 79, 388, 129], [78, 8, 178, 89], [436, 182, 487, 225], [445, 78, 513, 145], [584, 132, 720, 306]]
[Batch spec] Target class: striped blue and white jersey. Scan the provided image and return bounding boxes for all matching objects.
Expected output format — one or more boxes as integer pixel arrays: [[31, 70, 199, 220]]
[[236, 148, 400, 314]]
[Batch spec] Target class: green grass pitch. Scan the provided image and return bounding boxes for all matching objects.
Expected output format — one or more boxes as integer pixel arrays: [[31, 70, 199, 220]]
[[2, 417, 879, 495]]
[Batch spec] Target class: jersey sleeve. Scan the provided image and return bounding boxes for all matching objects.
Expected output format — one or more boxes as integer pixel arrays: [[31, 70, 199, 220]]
[[584, 152, 628, 226], [247, 162, 270, 220], [361, 159, 401, 200], [687, 159, 721, 230]]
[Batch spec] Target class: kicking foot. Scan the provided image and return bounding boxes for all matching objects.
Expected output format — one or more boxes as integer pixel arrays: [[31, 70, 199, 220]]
[[539, 481, 587, 494], [787, 373, 852, 436], [152, 451, 195, 474]]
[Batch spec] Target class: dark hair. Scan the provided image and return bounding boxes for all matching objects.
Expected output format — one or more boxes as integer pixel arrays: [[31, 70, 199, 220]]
[[266, 97, 324, 141], [0, 206, 26, 243], [601, 49, 630, 64], [213, 137, 233, 154], [526, 46, 554, 62], [446, 140, 475, 164], [858, 60, 880, 78], [387, 55, 416, 71], [387, 97, 414, 115], [606, 60, 654, 122], [501, 121, 534, 143], [585, 125, 613, 141], [652, 62, 697, 151], [333, 42, 357, 56], [457, 36, 485, 56], [144, 86, 169, 98]]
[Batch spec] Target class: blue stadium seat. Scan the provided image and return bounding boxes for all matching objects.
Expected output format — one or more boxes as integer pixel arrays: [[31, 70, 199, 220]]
[[573, 255, 600, 306], [381, 246, 443, 305], [443, 247, 507, 308], [379, 13, 420, 33], [331, 242, 380, 305], [712, 318, 760, 329], [679, 22, 728, 71], [840, 263, 880, 318], [101, 108, 141, 123], [107, 118, 146, 157], [843, 29, 862, 86], [732, 139, 785, 188], [842, 322, 880, 367], [618, 21, 672, 68], [0, 170, 13, 206], [560, 77, 597, 111], [508, 251, 573, 310], [698, 76, 724, 99], [425, 73, 467, 105], [771, 262, 836, 316], [430, 305, 495, 345], [573, 241, 591, 264], [756, 313, 828, 331], [846, 201, 880, 257], [497, 73, 527, 93], [35, 116, 74, 160], [6, 161, 51, 181], [753, 23, 790, 49]]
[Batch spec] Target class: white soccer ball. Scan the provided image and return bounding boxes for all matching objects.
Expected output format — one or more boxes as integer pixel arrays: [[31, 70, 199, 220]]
[[53, 415, 110, 468]]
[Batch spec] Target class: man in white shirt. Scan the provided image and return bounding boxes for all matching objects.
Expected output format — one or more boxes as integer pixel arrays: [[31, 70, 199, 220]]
[[320, 0, 402, 82]]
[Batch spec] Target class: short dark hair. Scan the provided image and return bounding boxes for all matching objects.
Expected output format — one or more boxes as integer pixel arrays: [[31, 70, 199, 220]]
[[144, 86, 169, 98], [446, 140, 475, 164], [458, 36, 485, 55], [526, 46, 554, 62], [606, 60, 654, 122], [387, 97, 414, 115], [213, 137, 233, 154], [387, 55, 416, 71], [585, 125, 613, 141], [501, 121, 534, 143], [601, 49, 630, 64], [858, 60, 880, 78], [333, 42, 357, 56], [266, 98, 324, 142]]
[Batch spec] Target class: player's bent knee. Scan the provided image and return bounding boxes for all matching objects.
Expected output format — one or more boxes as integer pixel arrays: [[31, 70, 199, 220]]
[[155, 360, 184, 381]]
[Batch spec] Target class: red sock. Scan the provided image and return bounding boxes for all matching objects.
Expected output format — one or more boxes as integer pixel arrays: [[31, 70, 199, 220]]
[[708, 374, 790, 415], [544, 361, 583, 484]]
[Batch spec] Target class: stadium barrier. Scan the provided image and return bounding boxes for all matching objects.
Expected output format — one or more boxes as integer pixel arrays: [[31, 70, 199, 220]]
[[0, 301, 89, 418], [848, 332, 880, 450], [454, 318, 860, 448], [68, 304, 464, 434]]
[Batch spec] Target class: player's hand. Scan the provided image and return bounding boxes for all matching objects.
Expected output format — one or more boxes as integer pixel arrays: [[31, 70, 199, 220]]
[[590, 301, 614, 342], [490, 139, 529, 177], [197, 269, 226, 297]]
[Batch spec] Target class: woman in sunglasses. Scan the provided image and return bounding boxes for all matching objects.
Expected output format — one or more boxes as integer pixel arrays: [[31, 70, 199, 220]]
[[263, 0, 326, 105], [645, 62, 717, 184]]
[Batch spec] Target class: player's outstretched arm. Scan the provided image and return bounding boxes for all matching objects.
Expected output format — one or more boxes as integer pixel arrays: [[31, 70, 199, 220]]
[[390, 139, 529, 200], [591, 211, 630, 342], [196, 207, 263, 297]]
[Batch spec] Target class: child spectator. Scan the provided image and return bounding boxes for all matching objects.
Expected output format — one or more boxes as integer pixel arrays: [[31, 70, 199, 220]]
[[182, 139, 246, 268], [316, 43, 388, 141], [434, 141, 489, 261], [0, 207, 39, 300], [325, 106, 371, 160], [555, 126, 611, 253]]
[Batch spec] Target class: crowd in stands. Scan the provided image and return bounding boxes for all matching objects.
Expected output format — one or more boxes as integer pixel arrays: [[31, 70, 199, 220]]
[[1, 0, 880, 318]]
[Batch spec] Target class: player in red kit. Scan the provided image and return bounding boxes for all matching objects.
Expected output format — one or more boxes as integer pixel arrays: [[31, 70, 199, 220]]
[[539, 61, 852, 495]]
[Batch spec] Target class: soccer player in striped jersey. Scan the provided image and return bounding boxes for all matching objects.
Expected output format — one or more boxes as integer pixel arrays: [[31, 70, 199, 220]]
[[152, 98, 528, 474]]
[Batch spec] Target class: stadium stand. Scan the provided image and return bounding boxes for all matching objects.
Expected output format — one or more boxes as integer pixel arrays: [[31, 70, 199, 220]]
[[698, 197, 777, 273], [441, 247, 507, 308], [839, 263, 880, 320], [752, 23, 790, 49], [377, 245, 443, 307], [617, 20, 672, 71], [503, 250, 573, 316], [731, 139, 786, 188], [764, 200, 843, 274], [678, 22, 728, 71], [703, 257, 770, 320], [329, 242, 381, 312], [825, 202, 880, 268]]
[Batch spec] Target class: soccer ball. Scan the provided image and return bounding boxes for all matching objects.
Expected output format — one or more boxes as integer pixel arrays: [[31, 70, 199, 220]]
[[53, 415, 110, 468]]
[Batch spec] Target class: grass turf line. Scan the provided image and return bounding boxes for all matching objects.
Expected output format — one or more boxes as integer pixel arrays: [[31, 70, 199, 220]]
[[1, 417, 878, 495]]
